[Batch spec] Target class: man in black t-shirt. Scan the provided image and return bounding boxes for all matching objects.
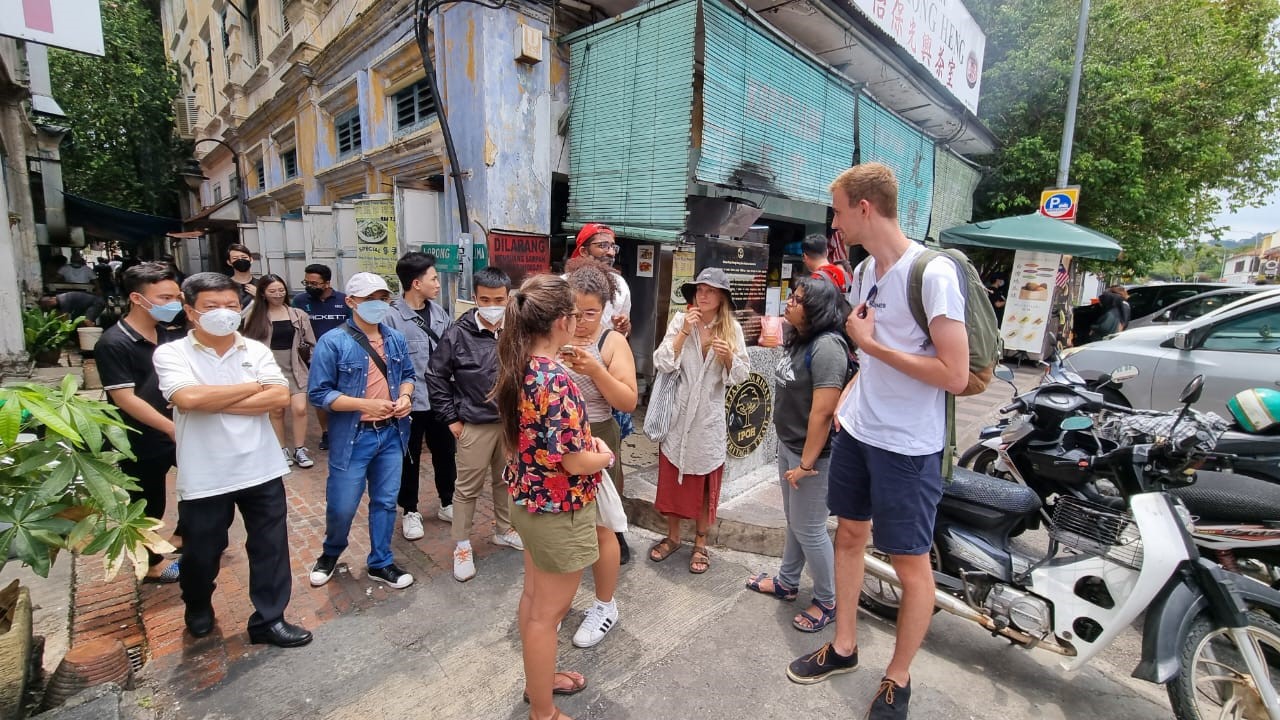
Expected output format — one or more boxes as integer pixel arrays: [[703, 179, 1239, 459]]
[[292, 263, 349, 450], [96, 263, 185, 582]]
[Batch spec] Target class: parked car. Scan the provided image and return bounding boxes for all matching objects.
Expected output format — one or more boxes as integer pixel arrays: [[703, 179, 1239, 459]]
[[1061, 287, 1280, 412], [1125, 285, 1272, 329], [1071, 282, 1236, 344]]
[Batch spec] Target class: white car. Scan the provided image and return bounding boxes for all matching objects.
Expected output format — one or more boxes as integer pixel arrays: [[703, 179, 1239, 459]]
[[1061, 287, 1280, 412]]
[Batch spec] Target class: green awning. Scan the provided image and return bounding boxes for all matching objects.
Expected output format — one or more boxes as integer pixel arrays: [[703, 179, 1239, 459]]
[[940, 213, 1123, 260]]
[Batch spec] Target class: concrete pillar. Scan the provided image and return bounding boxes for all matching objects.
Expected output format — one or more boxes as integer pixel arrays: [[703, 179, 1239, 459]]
[[438, 5, 552, 242], [0, 168, 29, 374]]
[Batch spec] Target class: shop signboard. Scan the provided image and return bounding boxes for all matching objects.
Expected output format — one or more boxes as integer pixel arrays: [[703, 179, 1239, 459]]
[[847, 0, 986, 114], [421, 243, 488, 273], [488, 231, 550, 287], [669, 249, 697, 324], [354, 197, 399, 289], [695, 237, 769, 345], [1001, 249, 1061, 353], [725, 372, 773, 458], [3, 0, 104, 55]]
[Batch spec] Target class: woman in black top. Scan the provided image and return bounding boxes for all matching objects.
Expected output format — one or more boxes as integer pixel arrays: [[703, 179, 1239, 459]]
[[243, 274, 318, 468]]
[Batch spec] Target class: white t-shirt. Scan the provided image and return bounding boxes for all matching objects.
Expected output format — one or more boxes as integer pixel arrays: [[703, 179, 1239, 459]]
[[604, 273, 631, 326], [58, 264, 97, 284], [836, 242, 966, 455], [154, 333, 291, 500]]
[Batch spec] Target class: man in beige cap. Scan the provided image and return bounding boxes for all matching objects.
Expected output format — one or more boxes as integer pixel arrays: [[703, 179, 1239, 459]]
[[307, 272, 417, 590]]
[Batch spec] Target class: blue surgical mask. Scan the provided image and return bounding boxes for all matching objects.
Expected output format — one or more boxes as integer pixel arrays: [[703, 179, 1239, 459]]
[[144, 299, 183, 323], [354, 300, 390, 324]]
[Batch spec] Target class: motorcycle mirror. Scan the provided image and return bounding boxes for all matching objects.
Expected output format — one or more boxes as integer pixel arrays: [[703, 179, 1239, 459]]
[[1110, 365, 1139, 383], [994, 365, 1015, 383], [1060, 416, 1094, 432], [1179, 375, 1205, 405]]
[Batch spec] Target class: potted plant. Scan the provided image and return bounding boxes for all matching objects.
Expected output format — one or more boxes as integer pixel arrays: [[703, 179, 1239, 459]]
[[21, 309, 82, 368], [0, 376, 171, 717]]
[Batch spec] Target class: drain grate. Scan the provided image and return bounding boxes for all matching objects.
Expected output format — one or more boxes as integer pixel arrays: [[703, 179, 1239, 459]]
[[125, 643, 147, 673]]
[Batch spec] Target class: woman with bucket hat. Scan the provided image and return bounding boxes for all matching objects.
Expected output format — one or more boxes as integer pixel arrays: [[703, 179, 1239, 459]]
[[648, 267, 750, 573]]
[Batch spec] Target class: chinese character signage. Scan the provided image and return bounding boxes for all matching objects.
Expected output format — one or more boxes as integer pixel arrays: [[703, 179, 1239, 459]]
[[3, 0, 104, 56], [354, 198, 399, 289], [850, 0, 986, 114]]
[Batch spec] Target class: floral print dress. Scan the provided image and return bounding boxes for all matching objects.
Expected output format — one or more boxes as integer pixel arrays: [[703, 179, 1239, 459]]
[[506, 356, 601, 513]]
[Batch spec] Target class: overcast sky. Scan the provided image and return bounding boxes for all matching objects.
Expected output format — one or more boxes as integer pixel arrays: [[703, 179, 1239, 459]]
[[1210, 187, 1280, 242]]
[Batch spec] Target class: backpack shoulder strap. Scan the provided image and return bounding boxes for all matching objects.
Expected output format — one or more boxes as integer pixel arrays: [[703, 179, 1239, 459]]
[[907, 248, 943, 337]]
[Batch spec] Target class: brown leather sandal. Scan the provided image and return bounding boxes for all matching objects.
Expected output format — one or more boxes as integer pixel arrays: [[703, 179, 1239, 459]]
[[648, 537, 680, 562], [689, 533, 710, 574]]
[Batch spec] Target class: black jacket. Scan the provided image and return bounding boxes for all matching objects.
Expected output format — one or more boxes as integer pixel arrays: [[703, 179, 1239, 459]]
[[426, 309, 500, 425]]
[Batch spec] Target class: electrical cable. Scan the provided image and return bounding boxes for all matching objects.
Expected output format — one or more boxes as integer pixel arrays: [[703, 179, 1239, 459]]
[[413, 0, 471, 236]]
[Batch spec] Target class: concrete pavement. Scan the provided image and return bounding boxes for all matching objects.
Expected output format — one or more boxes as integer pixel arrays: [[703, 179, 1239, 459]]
[[141, 526, 1172, 720]]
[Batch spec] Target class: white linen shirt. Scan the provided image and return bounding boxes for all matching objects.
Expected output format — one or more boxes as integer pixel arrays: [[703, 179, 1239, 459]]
[[836, 242, 966, 455], [652, 313, 751, 475], [153, 332, 291, 500]]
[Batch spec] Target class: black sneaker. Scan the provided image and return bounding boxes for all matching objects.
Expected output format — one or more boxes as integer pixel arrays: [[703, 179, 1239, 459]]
[[318, 431, 329, 451], [309, 554, 338, 587], [868, 677, 910, 719], [368, 563, 415, 589], [786, 642, 858, 684]]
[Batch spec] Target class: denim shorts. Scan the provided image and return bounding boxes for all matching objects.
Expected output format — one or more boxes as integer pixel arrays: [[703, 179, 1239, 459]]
[[827, 431, 943, 556]]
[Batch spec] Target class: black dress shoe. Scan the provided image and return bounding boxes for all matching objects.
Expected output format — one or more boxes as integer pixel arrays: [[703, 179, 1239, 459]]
[[249, 620, 313, 648], [185, 606, 215, 637]]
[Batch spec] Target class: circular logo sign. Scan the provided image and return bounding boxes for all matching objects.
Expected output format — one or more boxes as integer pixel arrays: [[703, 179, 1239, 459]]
[[966, 51, 980, 89], [725, 372, 773, 458], [1041, 192, 1075, 219]]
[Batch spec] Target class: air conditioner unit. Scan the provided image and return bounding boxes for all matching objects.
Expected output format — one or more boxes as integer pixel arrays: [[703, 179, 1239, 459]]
[[174, 94, 199, 138]]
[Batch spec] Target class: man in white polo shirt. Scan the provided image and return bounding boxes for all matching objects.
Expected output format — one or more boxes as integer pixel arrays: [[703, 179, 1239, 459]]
[[153, 272, 313, 648]]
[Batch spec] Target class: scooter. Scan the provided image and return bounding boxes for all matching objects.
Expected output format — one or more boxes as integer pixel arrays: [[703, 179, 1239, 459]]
[[862, 372, 1280, 720]]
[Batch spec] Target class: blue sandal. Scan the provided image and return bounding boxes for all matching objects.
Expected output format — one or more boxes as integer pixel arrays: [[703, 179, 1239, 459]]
[[793, 600, 836, 633], [746, 572, 797, 602]]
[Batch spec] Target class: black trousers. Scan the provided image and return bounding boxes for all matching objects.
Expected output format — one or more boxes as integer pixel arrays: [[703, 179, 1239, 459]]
[[120, 449, 180, 567], [398, 409, 457, 513], [177, 478, 291, 632]]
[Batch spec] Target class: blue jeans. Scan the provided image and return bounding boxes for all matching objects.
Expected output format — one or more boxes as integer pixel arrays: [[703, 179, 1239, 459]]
[[323, 424, 403, 569], [776, 443, 836, 605]]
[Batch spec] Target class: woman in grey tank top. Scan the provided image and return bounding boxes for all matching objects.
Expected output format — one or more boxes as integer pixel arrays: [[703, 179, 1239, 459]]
[[560, 259, 638, 648]]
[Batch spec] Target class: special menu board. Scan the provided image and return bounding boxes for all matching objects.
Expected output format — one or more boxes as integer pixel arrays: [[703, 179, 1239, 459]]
[[695, 237, 769, 345], [1001, 249, 1061, 353]]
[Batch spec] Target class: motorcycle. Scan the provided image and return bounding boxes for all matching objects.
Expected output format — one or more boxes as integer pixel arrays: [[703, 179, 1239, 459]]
[[862, 372, 1280, 720]]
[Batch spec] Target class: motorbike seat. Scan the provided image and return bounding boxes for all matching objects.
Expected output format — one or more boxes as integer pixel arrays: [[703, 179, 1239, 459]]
[[944, 468, 1042, 516], [1170, 471, 1280, 522], [1215, 429, 1280, 457]]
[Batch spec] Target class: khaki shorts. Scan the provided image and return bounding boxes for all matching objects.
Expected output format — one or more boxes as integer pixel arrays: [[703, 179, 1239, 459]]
[[508, 496, 599, 574]]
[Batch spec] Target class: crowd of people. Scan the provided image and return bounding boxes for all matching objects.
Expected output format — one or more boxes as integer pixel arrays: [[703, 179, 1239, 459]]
[[90, 162, 954, 720]]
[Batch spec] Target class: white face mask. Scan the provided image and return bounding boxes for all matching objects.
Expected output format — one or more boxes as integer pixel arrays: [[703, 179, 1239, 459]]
[[476, 305, 506, 325], [196, 308, 242, 337]]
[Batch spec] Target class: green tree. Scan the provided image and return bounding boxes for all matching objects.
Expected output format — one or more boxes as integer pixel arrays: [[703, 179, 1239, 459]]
[[968, 0, 1280, 274], [49, 0, 187, 217]]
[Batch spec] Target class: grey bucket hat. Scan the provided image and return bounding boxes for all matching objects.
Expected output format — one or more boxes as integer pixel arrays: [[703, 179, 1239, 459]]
[[681, 267, 740, 308]]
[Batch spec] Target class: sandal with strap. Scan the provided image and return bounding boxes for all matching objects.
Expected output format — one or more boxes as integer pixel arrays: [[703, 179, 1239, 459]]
[[522, 671, 587, 703], [143, 559, 180, 584], [689, 533, 710, 574], [648, 537, 680, 563], [746, 572, 797, 601], [792, 600, 836, 633]]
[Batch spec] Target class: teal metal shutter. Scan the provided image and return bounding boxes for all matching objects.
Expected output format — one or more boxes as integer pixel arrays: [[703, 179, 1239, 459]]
[[928, 148, 982, 241], [857, 96, 934, 240], [566, 0, 698, 240], [697, 0, 857, 206]]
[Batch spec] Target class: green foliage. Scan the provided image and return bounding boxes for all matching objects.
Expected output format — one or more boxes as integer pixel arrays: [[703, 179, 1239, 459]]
[[22, 308, 83, 356], [0, 376, 167, 580], [968, 0, 1280, 275], [48, 0, 188, 217], [1147, 243, 1230, 282]]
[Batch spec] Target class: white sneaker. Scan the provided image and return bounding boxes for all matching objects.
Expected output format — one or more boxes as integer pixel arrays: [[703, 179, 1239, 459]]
[[437, 504, 453, 522], [453, 545, 476, 582], [492, 528, 524, 551], [402, 511, 425, 540], [283, 447, 295, 466], [572, 602, 619, 648]]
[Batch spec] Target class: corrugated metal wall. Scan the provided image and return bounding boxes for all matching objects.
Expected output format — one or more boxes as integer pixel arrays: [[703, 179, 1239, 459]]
[[566, 0, 698, 240], [857, 96, 934, 240], [697, 0, 857, 207], [929, 148, 982, 241]]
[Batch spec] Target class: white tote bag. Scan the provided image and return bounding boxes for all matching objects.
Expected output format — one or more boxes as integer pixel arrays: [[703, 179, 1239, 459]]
[[594, 470, 628, 532]]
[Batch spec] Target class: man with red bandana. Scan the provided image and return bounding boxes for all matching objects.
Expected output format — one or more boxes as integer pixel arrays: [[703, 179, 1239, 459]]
[[571, 224, 632, 336]]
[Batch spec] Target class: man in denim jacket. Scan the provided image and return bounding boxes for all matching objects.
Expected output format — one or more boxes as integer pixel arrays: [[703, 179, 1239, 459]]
[[306, 273, 417, 590]]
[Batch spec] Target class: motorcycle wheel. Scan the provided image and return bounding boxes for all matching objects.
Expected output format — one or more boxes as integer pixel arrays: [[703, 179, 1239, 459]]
[[1167, 611, 1280, 720], [958, 446, 1001, 476], [859, 544, 942, 621]]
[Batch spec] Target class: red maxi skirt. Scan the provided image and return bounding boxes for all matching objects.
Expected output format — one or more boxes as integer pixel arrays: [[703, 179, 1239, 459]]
[[655, 451, 725, 523]]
